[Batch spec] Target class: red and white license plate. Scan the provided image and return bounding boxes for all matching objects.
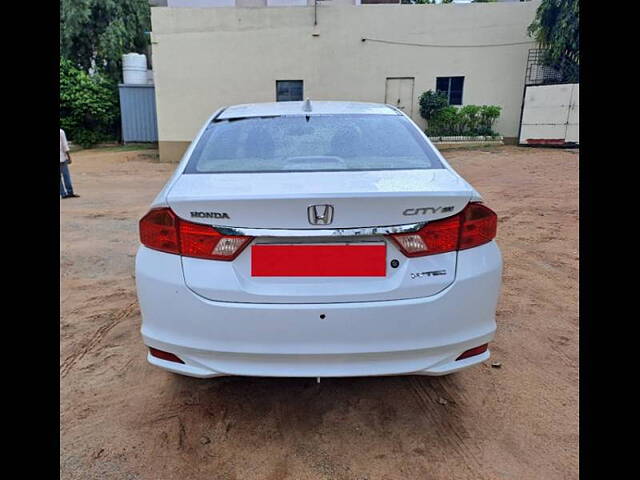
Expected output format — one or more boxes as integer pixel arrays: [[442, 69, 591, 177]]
[[251, 243, 387, 277]]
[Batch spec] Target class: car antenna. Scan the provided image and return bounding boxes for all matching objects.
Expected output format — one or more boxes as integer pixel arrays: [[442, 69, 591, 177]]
[[302, 98, 312, 112]]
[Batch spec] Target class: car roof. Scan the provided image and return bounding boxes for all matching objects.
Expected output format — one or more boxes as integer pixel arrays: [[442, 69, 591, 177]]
[[217, 101, 400, 120]]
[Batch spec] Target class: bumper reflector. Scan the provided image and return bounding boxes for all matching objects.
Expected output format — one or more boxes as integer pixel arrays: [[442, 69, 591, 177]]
[[148, 347, 185, 364], [455, 343, 488, 361]]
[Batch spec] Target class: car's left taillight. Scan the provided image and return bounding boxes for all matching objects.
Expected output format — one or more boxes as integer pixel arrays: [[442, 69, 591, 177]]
[[139, 207, 252, 261], [139, 208, 180, 254], [179, 220, 252, 260]]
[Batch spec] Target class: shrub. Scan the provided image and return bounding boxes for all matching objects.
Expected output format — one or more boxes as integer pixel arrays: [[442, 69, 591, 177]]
[[459, 105, 481, 135], [60, 57, 119, 148], [425, 103, 502, 137], [429, 106, 460, 136], [418, 90, 449, 122], [419, 89, 502, 137], [478, 105, 502, 136]]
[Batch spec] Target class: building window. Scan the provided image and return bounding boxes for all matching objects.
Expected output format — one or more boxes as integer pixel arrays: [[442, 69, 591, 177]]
[[276, 80, 303, 102], [436, 76, 464, 105]]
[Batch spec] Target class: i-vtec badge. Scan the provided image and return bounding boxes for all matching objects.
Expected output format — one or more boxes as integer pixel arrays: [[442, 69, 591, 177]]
[[411, 270, 447, 279], [190, 211, 230, 219], [403, 206, 455, 216]]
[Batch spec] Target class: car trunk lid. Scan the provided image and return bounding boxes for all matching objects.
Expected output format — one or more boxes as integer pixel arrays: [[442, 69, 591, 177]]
[[166, 169, 471, 229], [167, 169, 473, 303]]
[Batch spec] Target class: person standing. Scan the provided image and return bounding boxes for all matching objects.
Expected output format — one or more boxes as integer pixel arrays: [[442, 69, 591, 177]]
[[60, 128, 79, 198]]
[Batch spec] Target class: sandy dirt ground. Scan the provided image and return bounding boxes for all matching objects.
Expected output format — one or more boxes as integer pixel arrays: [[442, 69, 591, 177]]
[[60, 145, 578, 480]]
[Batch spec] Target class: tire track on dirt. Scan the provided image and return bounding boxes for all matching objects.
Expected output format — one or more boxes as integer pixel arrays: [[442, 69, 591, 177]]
[[60, 302, 138, 378], [404, 376, 484, 478]]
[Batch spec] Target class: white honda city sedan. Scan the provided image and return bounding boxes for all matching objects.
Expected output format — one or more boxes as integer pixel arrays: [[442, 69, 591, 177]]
[[135, 101, 502, 378]]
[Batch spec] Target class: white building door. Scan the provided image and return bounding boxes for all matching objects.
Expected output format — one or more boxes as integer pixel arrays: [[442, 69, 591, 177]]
[[385, 77, 415, 117]]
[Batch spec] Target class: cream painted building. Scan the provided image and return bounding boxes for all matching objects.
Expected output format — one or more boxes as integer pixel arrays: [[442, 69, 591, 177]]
[[150, 1, 540, 162]]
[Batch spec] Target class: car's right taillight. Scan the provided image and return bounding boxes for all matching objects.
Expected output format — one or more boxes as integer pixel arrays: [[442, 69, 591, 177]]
[[458, 202, 498, 250], [139, 207, 252, 261], [388, 202, 497, 257], [388, 214, 461, 257]]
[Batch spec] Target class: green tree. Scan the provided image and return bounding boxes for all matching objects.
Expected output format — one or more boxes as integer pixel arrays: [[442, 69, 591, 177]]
[[527, 0, 579, 80], [60, 0, 151, 84], [60, 58, 119, 147], [60, 0, 151, 145]]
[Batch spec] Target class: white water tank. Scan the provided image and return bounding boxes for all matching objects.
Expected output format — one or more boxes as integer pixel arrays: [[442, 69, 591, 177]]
[[122, 53, 148, 85]]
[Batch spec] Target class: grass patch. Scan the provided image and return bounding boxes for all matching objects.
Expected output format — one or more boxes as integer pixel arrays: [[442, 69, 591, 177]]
[[92, 143, 158, 152]]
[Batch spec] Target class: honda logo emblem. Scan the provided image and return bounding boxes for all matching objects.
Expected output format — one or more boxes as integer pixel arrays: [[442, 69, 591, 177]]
[[307, 205, 334, 225]]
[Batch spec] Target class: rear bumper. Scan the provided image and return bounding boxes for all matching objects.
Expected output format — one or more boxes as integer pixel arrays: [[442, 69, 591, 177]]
[[145, 342, 492, 378], [136, 241, 502, 378]]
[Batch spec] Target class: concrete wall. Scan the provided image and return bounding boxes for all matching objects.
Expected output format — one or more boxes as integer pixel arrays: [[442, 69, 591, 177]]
[[166, 0, 358, 7], [151, 2, 539, 161]]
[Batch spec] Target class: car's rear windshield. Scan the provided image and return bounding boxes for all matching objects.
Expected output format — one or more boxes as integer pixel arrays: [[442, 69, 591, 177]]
[[184, 114, 443, 174]]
